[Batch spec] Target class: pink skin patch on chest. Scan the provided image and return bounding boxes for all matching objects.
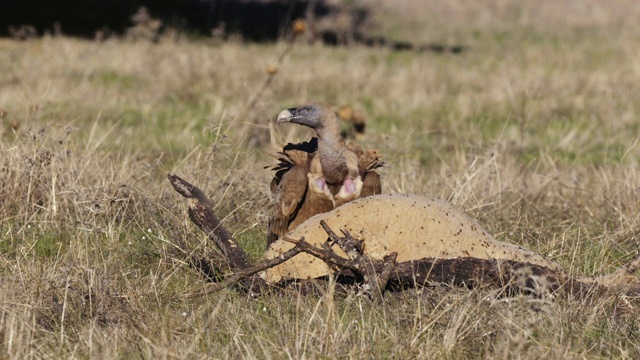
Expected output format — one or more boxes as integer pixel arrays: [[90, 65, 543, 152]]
[[342, 178, 356, 194], [314, 177, 326, 191]]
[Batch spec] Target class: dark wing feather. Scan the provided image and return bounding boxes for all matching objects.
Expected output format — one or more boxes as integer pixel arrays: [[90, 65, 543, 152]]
[[267, 160, 309, 247], [266, 140, 318, 248], [360, 170, 381, 197], [287, 153, 335, 229], [349, 145, 383, 197]]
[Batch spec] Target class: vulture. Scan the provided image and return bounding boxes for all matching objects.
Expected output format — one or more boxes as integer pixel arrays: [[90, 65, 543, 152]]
[[266, 103, 383, 247]]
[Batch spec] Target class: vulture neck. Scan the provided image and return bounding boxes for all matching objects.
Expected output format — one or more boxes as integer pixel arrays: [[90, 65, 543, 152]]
[[315, 115, 349, 186]]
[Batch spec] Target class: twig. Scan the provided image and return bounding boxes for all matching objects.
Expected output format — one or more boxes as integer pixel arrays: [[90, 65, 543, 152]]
[[188, 242, 305, 298], [320, 220, 363, 263], [318, 220, 395, 301], [237, 21, 305, 142], [376, 253, 398, 297], [282, 236, 360, 271]]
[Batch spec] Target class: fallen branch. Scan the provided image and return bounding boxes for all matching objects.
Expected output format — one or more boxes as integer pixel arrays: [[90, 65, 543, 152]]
[[187, 242, 305, 298], [319, 220, 398, 301], [280, 236, 359, 271], [377, 253, 398, 294], [169, 173, 383, 295], [168, 174, 252, 272], [320, 220, 364, 261]]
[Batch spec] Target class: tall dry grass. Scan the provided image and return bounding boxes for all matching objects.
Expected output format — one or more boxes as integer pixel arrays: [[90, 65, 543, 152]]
[[1, 1, 640, 358]]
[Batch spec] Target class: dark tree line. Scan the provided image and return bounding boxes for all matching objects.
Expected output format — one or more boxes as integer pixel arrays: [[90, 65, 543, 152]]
[[0, 0, 342, 40]]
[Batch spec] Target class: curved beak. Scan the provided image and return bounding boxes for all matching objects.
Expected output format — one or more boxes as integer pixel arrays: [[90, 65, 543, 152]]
[[277, 108, 299, 124]]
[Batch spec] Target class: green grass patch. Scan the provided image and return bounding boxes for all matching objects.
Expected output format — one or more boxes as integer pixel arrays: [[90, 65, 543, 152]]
[[0, 226, 72, 258], [90, 69, 142, 90], [235, 227, 268, 263]]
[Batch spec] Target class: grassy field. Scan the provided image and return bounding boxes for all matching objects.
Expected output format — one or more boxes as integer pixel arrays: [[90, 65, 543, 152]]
[[2, 1, 640, 358]]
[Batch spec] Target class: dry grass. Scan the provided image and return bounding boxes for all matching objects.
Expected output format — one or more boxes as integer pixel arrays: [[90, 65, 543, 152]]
[[1, 1, 640, 358]]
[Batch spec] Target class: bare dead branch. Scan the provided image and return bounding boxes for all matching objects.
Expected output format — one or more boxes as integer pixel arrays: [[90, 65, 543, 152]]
[[318, 221, 397, 301], [377, 253, 398, 291], [188, 242, 306, 298], [168, 173, 252, 272], [320, 220, 362, 262], [282, 236, 360, 271]]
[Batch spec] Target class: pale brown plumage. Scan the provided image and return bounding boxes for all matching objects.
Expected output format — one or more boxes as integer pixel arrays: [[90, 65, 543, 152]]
[[266, 103, 383, 247]]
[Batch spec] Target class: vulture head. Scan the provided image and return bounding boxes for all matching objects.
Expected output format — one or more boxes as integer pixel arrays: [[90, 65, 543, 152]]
[[276, 103, 336, 134], [275, 102, 375, 208]]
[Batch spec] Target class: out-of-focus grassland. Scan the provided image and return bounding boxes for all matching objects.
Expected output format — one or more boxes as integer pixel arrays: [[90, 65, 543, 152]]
[[1, 1, 640, 358]]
